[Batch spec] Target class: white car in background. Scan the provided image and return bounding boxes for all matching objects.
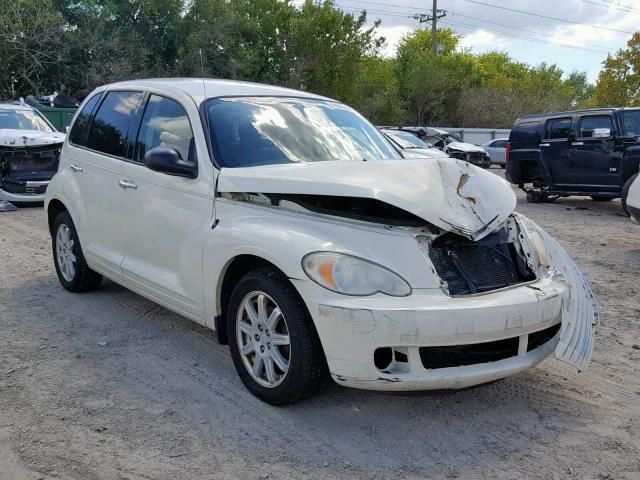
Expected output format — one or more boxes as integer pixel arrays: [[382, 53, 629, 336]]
[[623, 173, 640, 222], [0, 103, 65, 204], [45, 79, 599, 404], [380, 128, 449, 159], [482, 138, 509, 167]]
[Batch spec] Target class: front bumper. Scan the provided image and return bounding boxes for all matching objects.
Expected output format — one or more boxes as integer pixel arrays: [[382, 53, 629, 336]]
[[0, 180, 49, 203], [293, 274, 567, 391]]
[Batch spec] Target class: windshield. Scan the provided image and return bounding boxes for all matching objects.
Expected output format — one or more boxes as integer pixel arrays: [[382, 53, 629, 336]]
[[0, 109, 54, 132], [206, 97, 400, 168], [621, 110, 640, 137], [382, 130, 428, 149]]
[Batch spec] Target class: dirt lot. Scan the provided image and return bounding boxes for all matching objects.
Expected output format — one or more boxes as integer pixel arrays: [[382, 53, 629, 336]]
[[1, 172, 639, 480]]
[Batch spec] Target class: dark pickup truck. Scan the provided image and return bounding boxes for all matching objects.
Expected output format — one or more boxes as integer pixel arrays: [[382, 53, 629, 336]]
[[505, 108, 640, 213]]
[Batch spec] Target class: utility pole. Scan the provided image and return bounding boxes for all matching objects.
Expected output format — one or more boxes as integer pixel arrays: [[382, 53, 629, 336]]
[[412, 1, 447, 58]]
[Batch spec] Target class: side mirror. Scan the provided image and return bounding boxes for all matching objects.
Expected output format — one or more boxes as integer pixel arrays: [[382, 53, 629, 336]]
[[592, 128, 611, 139], [143, 147, 197, 179]]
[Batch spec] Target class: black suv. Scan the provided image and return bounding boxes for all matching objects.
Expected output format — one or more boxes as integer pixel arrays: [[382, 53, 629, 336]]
[[505, 108, 640, 211]]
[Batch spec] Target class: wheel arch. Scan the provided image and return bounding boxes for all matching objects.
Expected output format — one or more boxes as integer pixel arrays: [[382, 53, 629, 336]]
[[215, 254, 294, 345], [47, 198, 68, 234]]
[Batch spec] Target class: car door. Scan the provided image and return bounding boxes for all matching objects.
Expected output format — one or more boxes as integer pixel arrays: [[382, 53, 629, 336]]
[[64, 90, 144, 280], [541, 117, 574, 186], [118, 93, 214, 323], [569, 114, 621, 188]]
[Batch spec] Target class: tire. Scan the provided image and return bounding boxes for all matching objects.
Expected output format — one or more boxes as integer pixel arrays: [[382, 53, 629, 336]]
[[622, 173, 637, 216], [227, 267, 329, 405], [52, 210, 102, 292], [590, 195, 615, 201], [525, 190, 547, 203]]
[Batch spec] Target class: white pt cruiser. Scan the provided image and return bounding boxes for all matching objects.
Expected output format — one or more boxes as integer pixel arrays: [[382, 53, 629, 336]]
[[45, 79, 599, 404]]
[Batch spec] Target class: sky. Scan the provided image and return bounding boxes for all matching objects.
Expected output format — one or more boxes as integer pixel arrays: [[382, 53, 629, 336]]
[[302, 0, 640, 82]]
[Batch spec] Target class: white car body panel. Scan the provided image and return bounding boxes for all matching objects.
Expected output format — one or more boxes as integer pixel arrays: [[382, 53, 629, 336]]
[[627, 175, 640, 223], [44, 78, 599, 393], [399, 148, 449, 159]]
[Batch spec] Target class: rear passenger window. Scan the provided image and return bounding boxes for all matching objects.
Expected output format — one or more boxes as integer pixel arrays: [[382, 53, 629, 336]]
[[511, 121, 539, 145], [579, 116, 613, 138], [134, 95, 195, 162], [545, 118, 572, 140], [68, 93, 102, 146], [87, 91, 143, 157]]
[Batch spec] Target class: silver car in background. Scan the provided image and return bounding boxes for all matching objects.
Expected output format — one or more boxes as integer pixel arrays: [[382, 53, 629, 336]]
[[482, 138, 509, 168]]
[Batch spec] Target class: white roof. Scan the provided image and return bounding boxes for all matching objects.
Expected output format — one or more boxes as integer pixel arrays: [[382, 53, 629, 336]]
[[0, 103, 36, 111], [100, 78, 330, 104]]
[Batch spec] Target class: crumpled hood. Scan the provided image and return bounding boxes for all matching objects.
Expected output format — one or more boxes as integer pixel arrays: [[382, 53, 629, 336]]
[[0, 129, 65, 147], [218, 158, 516, 240], [447, 141, 487, 153]]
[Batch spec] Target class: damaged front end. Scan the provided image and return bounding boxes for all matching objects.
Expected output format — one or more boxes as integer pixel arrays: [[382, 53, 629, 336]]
[[0, 143, 61, 198], [217, 157, 599, 372]]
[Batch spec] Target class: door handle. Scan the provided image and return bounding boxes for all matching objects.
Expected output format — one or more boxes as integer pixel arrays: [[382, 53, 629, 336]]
[[118, 179, 137, 190], [539, 143, 550, 147], [69, 164, 83, 172], [571, 141, 584, 146]]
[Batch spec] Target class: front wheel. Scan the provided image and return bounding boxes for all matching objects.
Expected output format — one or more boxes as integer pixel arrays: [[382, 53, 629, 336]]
[[52, 210, 102, 292], [525, 190, 547, 203], [227, 268, 329, 405]]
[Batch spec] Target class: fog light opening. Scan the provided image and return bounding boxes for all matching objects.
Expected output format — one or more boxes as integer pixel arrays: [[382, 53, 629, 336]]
[[374, 347, 394, 372]]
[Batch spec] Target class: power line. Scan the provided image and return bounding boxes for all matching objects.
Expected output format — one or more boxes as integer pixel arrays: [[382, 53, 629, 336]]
[[591, 0, 640, 14], [440, 19, 612, 53], [337, 0, 619, 51], [458, 0, 634, 34], [335, 3, 614, 54]]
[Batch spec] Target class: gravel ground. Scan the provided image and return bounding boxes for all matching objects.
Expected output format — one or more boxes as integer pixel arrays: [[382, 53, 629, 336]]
[[1, 170, 639, 480]]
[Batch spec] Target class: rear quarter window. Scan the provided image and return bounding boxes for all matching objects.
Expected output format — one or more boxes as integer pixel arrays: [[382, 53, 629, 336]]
[[510, 121, 540, 147]]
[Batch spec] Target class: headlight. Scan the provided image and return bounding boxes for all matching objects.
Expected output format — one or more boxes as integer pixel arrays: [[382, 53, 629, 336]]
[[301, 252, 411, 297], [528, 228, 549, 267]]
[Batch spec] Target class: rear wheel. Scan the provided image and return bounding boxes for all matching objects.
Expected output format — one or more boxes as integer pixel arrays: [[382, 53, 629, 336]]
[[52, 211, 102, 292], [622, 174, 637, 216], [227, 267, 329, 405]]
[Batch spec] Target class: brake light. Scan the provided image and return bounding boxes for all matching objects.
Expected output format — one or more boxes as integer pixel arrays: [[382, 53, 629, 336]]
[[505, 141, 511, 165]]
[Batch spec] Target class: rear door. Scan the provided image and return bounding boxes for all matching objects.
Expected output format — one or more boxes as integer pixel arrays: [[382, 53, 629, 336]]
[[64, 90, 144, 279], [569, 114, 621, 188], [118, 93, 214, 323], [541, 117, 574, 186]]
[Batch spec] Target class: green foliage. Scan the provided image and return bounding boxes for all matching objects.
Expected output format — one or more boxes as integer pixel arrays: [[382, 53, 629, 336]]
[[0, 1, 601, 128], [593, 32, 640, 107]]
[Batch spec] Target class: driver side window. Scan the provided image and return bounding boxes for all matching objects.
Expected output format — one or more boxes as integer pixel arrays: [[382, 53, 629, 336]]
[[135, 95, 195, 163]]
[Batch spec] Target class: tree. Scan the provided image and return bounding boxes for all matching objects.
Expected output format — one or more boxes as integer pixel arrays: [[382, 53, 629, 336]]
[[348, 56, 401, 124], [593, 32, 640, 107], [0, 0, 67, 98], [286, 1, 383, 101]]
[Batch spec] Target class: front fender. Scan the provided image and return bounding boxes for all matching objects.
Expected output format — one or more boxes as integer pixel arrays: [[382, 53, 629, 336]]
[[203, 199, 442, 326]]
